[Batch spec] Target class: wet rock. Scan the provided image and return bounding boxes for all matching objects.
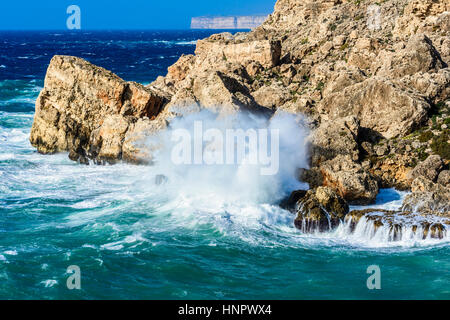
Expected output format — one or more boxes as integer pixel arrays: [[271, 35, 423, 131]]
[[279, 189, 308, 211], [299, 167, 323, 189], [294, 187, 349, 233], [122, 116, 167, 164], [345, 209, 447, 240]]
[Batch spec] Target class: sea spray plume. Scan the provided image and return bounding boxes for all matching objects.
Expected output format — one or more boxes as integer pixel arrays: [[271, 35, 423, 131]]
[[143, 108, 310, 205]]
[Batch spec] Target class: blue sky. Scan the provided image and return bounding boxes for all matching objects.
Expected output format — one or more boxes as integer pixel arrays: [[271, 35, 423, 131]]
[[0, 0, 276, 30]]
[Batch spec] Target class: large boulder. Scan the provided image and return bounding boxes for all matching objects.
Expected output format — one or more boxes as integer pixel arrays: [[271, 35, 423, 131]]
[[373, 34, 446, 79], [30, 56, 166, 162], [318, 78, 430, 139], [437, 170, 450, 187], [167, 54, 196, 83], [310, 116, 360, 165], [88, 115, 130, 163], [191, 71, 259, 114], [403, 68, 450, 103], [402, 176, 450, 216], [294, 187, 349, 233], [407, 155, 445, 183], [320, 155, 379, 204]]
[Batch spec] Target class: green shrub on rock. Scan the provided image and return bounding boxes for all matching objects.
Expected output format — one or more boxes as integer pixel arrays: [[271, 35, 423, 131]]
[[418, 130, 434, 143], [431, 131, 450, 160]]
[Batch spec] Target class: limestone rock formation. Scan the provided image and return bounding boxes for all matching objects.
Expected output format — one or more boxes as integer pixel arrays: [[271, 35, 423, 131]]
[[195, 38, 281, 69], [320, 155, 379, 204], [437, 170, 450, 187], [310, 116, 360, 165], [318, 78, 430, 139], [402, 176, 450, 216], [407, 155, 445, 182], [30, 55, 167, 163]]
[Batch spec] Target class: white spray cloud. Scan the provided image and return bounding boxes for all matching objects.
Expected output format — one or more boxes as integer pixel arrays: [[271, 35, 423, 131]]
[[143, 109, 310, 205]]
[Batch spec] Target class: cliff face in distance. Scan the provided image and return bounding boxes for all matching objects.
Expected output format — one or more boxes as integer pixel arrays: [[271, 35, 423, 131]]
[[191, 16, 268, 29], [30, 0, 450, 235]]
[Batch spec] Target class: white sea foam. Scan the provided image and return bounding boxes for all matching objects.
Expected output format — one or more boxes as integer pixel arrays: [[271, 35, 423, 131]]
[[0, 153, 15, 161], [146, 110, 310, 203], [176, 40, 197, 45], [41, 280, 58, 288]]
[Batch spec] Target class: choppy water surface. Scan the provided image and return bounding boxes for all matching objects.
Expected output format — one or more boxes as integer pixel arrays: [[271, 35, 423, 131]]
[[0, 31, 449, 299]]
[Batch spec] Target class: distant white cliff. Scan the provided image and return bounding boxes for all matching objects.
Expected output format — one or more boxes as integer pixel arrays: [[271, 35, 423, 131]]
[[191, 15, 268, 29]]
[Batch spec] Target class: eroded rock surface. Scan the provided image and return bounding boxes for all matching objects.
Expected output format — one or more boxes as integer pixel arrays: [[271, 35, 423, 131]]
[[30, 56, 167, 163]]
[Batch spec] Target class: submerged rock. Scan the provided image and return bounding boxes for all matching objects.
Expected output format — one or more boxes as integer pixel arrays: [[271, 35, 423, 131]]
[[345, 209, 448, 240]]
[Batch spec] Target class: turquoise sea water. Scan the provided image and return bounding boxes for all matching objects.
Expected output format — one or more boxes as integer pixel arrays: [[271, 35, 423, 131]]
[[0, 31, 449, 300]]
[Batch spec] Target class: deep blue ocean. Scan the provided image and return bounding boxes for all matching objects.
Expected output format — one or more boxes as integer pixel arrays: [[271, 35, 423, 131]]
[[0, 31, 449, 300]]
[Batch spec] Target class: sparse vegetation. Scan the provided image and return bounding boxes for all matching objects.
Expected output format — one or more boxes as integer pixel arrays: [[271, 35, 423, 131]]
[[418, 130, 434, 143], [431, 131, 450, 160], [316, 81, 325, 92], [340, 43, 349, 51]]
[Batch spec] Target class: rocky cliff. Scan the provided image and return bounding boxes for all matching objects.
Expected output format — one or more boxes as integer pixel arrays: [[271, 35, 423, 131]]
[[30, 0, 450, 236], [30, 55, 167, 164]]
